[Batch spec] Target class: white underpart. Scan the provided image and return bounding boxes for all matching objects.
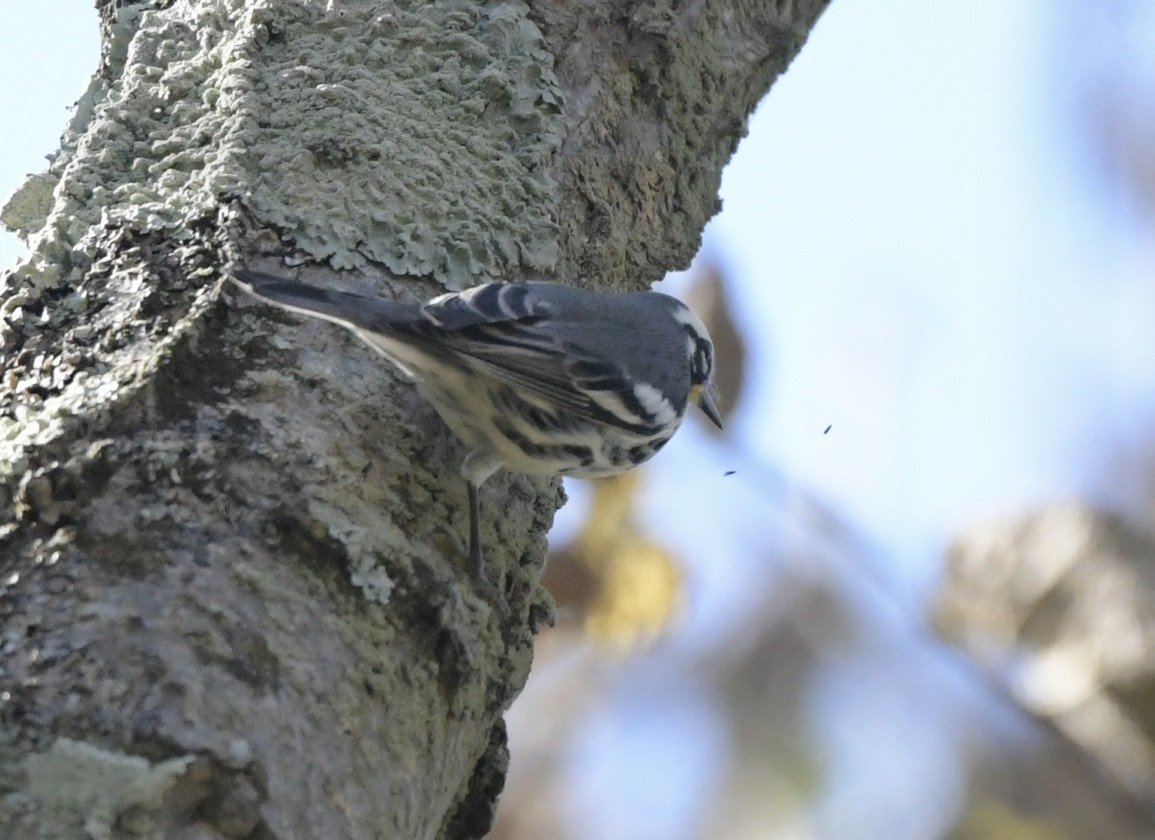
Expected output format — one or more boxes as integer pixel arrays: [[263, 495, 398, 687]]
[[354, 328, 423, 378]]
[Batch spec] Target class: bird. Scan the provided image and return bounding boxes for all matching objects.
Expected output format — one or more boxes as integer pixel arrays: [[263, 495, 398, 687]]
[[230, 268, 722, 592]]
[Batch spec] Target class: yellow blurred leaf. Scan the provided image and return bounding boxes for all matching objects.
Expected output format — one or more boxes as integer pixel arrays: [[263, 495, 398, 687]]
[[544, 472, 682, 646], [948, 800, 1072, 840], [584, 533, 681, 645]]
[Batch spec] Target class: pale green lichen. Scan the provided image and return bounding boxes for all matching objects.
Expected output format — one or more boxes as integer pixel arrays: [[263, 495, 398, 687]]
[[24, 738, 195, 840], [240, 0, 563, 283], [0, 173, 59, 241], [7, 0, 562, 291], [306, 497, 401, 603]]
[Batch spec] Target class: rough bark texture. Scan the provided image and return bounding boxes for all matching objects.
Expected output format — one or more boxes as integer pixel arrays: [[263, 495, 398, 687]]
[[0, 0, 828, 837], [936, 502, 1155, 824]]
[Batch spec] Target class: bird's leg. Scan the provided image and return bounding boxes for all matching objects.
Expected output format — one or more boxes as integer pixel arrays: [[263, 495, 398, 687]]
[[465, 477, 508, 617], [460, 452, 507, 612], [467, 479, 484, 580]]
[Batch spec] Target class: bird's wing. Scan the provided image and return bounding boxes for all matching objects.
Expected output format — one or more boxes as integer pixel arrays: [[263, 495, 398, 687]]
[[425, 288, 660, 433]]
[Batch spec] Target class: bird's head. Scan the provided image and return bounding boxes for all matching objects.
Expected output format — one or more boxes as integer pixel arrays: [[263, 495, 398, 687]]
[[671, 302, 723, 430]]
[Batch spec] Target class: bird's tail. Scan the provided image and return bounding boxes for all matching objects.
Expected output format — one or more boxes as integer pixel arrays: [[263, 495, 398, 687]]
[[230, 269, 418, 333]]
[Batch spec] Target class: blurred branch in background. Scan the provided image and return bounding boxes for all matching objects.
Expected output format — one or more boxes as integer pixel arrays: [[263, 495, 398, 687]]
[[684, 261, 749, 432], [938, 503, 1155, 836]]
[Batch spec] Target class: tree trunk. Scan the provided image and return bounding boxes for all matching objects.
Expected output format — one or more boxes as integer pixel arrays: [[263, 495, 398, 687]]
[[0, 1, 828, 837]]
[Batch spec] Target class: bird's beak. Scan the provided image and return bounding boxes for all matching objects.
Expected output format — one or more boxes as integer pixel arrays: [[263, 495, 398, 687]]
[[693, 384, 724, 430]]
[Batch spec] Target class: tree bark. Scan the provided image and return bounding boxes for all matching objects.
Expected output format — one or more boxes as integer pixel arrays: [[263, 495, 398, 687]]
[[0, 0, 828, 837]]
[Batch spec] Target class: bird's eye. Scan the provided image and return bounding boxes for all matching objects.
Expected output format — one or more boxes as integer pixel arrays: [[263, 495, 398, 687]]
[[692, 339, 713, 384], [679, 320, 714, 385]]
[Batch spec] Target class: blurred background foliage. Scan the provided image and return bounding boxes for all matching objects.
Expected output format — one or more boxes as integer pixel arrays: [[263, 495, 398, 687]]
[[491, 2, 1155, 838]]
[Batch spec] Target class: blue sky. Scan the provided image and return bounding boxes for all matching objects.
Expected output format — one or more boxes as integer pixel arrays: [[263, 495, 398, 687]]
[[0, 2, 97, 269]]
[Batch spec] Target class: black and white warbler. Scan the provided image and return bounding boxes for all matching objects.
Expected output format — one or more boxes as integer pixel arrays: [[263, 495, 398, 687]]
[[231, 269, 722, 585]]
